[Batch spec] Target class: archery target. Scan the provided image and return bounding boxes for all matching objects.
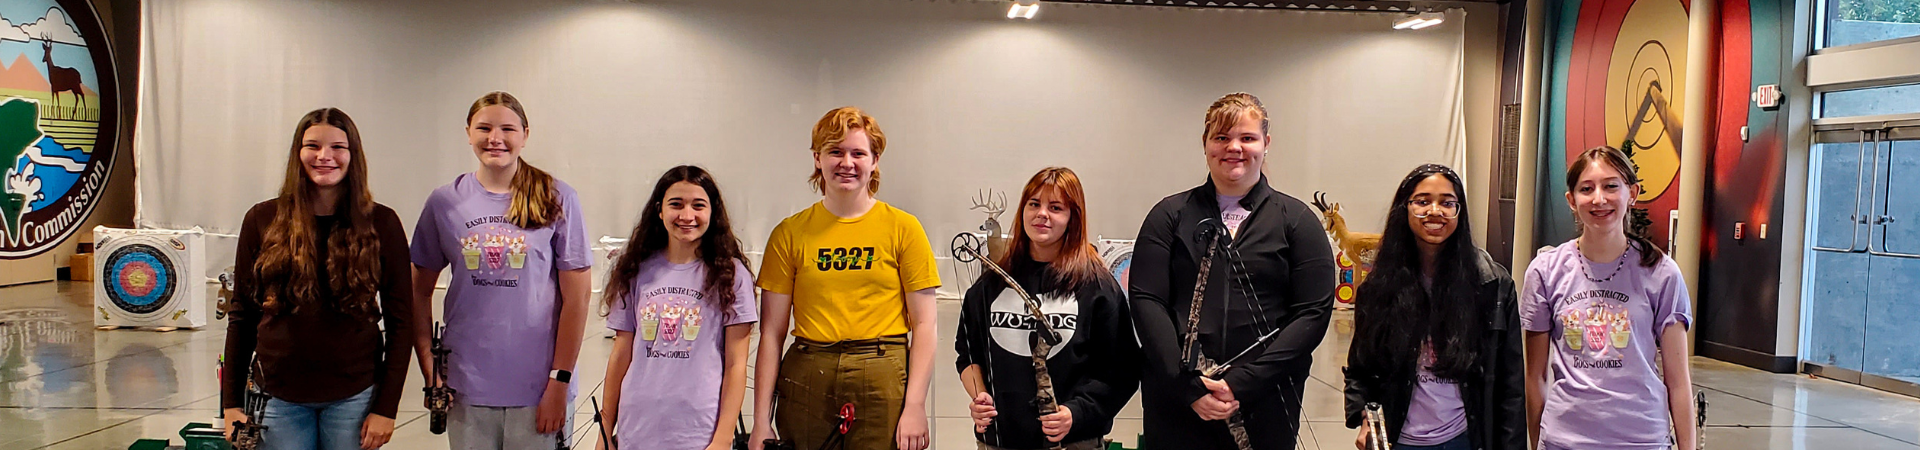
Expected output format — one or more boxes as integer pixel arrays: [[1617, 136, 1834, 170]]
[[103, 243, 177, 316], [93, 226, 208, 329], [1335, 249, 1358, 306], [1097, 239, 1134, 291]]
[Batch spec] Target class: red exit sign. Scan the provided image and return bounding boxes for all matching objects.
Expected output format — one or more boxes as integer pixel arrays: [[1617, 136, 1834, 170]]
[[1753, 84, 1782, 110]]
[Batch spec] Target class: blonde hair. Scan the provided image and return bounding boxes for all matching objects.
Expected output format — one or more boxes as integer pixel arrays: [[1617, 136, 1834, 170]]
[[807, 106, 887, 195], [1202, 92, 1270, 142], [466, 91, 560, 229]]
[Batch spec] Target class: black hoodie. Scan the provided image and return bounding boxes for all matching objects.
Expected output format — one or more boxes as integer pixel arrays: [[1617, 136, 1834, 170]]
[[955, 256, 1142, 449]]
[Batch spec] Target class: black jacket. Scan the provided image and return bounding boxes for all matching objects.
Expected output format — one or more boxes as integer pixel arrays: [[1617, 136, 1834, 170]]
[[1129, 176, 1337, 450], [956, 257, 1142, 449], [1343, 250, 1526, 450]]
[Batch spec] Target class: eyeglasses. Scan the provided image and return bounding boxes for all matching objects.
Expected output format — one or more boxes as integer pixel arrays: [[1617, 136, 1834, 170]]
[[1408, 198, 1460, 219]]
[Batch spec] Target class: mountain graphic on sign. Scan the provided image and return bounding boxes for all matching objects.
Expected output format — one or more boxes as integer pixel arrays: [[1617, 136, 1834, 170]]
[[0, 46, 96, 95], [0, 54, 48, 90]]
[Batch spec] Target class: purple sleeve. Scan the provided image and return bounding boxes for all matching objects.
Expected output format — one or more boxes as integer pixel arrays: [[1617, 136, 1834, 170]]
[[727, 260, 760, 326], [410, 193, 449, 270], [1654, 259, 1693, 332], [606, 284, 637, 332], [1519, 254, 1556, 333], [552, 185, 592, 271]]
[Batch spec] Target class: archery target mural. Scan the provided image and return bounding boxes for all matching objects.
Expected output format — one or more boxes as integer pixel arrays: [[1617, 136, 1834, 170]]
[[93, 226, 207, 329], [1543, 0, 1691, 248]]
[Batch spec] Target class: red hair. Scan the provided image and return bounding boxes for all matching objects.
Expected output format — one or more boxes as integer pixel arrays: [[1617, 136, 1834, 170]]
[[999, 167, 1106, 291]]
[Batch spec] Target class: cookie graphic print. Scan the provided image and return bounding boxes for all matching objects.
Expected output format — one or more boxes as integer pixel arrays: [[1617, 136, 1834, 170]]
[[1558, 289, 1634, 369], [459, 217, 529, 287], [639, 286, 706, 359]]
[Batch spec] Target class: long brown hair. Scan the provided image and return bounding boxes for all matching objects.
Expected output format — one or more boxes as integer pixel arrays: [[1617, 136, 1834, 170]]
[[251, 108, 381, 318], [467, 91, 560, 229], [602, 166, 753, 318], [998, 167, 1106, 293], [1566, 146, 1665, 267], [807, 106, 887, 195]]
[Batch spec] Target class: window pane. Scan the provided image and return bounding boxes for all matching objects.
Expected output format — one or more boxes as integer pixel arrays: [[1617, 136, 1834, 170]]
[[1821, 83, 1920, 118], [1826, 0, 1920, 48]]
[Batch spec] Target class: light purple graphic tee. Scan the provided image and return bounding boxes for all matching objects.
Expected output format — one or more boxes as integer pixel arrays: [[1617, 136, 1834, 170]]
[[411, 173, 591, 407], [606, 256, 758, 450], [1521, 241, 1692, 449], [1400, 344, 1467, 446]]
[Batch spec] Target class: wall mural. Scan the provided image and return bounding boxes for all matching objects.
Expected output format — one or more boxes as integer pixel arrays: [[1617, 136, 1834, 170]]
[[1538, 0, 1691, 250], [1540, 0, 1797, 369]]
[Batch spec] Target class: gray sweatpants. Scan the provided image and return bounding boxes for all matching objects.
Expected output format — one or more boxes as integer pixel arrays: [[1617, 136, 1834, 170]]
[[447, 402, 572, 450]]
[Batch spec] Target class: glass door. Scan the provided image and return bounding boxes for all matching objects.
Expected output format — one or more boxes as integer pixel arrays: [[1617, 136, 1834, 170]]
[[1805, 123, 1920, 395], [1804, 129, 1877, 379], [1862, 135, 1920, 388]]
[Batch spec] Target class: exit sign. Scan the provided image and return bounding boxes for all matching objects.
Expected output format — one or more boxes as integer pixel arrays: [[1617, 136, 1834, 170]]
[[1753, 84, 1782, 110]]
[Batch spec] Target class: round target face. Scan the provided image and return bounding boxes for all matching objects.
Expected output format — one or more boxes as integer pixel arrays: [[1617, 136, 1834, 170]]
[[104, 243, 176, 315], [1106, 250, 1132, 287]]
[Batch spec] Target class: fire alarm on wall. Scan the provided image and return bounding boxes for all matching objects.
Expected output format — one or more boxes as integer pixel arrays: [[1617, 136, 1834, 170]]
[[1753, 85, 1782, 110]]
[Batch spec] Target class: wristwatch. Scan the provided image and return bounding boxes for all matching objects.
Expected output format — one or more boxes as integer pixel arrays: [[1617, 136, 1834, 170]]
[[550, 369, 572, 384]]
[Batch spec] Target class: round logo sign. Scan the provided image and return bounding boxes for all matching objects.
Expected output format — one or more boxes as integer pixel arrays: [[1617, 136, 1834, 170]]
[[0, 0, 119, 258]]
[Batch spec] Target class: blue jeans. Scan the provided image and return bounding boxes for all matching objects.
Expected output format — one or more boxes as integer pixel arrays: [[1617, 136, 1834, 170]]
[[1398, 433, 1470, 450], [261, 386, 376, 450]]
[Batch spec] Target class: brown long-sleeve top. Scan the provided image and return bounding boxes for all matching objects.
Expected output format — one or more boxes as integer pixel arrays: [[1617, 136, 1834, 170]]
[[220, 200, 414, 418]]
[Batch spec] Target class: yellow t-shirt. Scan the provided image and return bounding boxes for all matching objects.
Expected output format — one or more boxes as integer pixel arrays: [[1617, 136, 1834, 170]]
[[758, 201, 942, 342]]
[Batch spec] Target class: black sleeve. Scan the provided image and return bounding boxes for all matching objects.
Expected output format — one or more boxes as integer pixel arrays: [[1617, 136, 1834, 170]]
[[1062, 279, 1143, 425], [955, 276, 994, 374], [1343, 277, 1386, 429], [1223, 202, 1338, 404], [1492, 278, 1528, 450], [220, 203, 269, 411], [1343, 356, 1373, 429], [1128, 199, 1212, 408], [369, 206, 415, 418]]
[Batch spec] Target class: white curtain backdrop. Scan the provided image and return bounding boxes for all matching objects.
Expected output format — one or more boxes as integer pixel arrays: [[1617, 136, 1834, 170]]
[[137, 0, 1467, 294]]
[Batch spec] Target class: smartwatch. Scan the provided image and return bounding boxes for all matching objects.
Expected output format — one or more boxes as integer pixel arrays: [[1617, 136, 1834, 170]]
[[550, 369, 572, 384]]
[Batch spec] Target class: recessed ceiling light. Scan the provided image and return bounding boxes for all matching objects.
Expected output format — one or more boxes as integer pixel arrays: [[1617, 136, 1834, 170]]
[[1393, 11, 1445, 30], [1008, 0, 1040, 19]]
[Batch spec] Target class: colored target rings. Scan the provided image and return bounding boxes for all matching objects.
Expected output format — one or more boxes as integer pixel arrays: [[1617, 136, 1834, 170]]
[[103, 244, 176, 315]]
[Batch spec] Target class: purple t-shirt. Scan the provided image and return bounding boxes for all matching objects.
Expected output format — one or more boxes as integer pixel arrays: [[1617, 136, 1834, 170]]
[[1521, 240, 1692, 449], [411, 173, 592, 407], [1218, 194, 1249, 237], [605, 256, 758, 450], [1400, 344, 1467, 446]]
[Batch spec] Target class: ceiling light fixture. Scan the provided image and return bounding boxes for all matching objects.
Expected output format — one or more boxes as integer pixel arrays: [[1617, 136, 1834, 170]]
[[1393, 11, 1444, 30], [1009, 0, 1040, 19]]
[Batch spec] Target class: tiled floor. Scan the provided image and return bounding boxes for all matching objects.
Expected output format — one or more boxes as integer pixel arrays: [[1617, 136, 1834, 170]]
[[5, 280, 1920, 449]]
